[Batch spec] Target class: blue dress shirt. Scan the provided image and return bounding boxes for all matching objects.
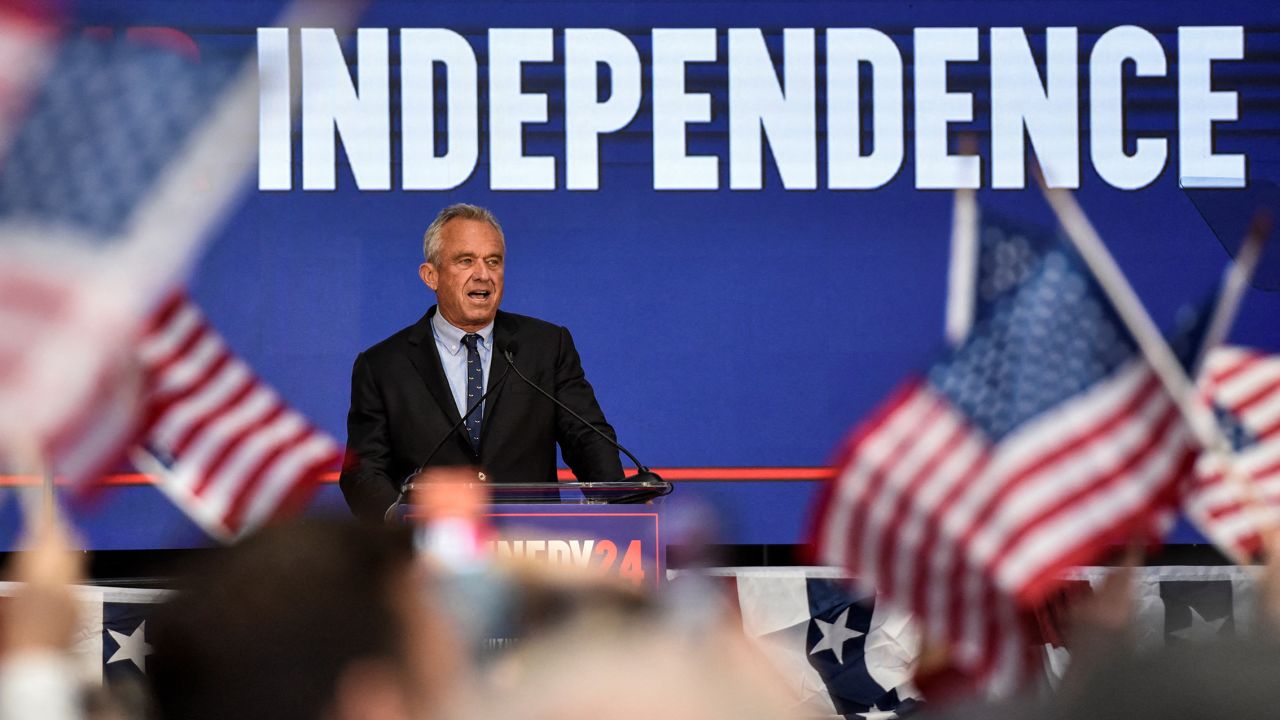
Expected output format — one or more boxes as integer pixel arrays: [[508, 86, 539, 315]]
[[430, 312, 494, 420]]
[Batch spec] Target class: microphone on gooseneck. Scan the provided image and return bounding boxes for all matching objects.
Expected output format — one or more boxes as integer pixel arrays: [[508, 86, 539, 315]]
[[500, 344, 665, 487], [383, 343, 516, 523]]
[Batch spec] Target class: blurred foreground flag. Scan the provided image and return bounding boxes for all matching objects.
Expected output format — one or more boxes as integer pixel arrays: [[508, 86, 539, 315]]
[[0, 11, 258, 481], [0, 1, 359, 485], [131, 294, 342, 542], [813, 217, 1197, 694], [1183, 346, 1280, 559]]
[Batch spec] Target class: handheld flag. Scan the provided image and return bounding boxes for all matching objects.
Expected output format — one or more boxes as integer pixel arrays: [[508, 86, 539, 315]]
[[131, 294, 342, 541], [815, 213, 1197, 693]]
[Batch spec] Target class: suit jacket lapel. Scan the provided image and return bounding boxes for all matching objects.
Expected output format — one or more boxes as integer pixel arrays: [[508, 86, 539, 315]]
[[406, 307, 465, 429], [480, 311, 519, 441]]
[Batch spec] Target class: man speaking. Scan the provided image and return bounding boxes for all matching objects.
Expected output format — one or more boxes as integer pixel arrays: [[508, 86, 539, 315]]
[[339, 204, 625, 521]]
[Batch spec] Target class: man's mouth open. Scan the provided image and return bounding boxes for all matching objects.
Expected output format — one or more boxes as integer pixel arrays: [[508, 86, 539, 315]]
[[467, 290, 492, 301]]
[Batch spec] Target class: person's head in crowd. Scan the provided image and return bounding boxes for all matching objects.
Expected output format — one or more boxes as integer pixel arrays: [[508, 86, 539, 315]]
[[148, 518, 462, 720], [1051, 636, 1280, 720], [419, 203, 506, 332], [483, 617, 796, 720]]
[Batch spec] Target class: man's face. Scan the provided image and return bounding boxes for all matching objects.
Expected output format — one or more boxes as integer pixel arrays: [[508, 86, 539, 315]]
[[420, 218, 505, 331]]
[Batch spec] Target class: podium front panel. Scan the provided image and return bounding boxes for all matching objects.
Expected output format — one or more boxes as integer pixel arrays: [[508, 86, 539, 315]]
[[483, 503, 664, 590]]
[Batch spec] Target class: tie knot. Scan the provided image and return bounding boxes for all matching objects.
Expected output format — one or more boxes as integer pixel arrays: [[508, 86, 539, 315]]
[[462, 333, 482, 351]]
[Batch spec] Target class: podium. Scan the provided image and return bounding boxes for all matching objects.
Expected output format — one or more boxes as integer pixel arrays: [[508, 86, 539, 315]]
[[403, 479, 672, 590]]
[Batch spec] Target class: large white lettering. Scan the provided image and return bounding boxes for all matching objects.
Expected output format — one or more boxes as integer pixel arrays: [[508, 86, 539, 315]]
[[991, 27, 1079, 188], [652, 28, 719, 190], [565, 29, 642, 191], [827, 28, 904, 190], [1090, 26, 1168, 190], [261, 25, 1250, 192], [914, 28, 980, 190], [489, 28, 555, 190], [401, 29, 479, 190], [300, 28, 390, 190], [1179, 26, 1245, 187], [728, 28, 816, 190]]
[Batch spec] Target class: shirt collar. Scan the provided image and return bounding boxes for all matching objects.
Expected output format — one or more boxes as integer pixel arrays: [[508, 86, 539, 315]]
[[431, 310, 494, 356]]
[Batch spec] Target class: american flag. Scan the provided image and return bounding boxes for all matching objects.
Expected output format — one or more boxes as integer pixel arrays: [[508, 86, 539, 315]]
[[814, 215, 1197, 693], [1182, 346, 1280, 559], [0, 1, 360, 487], [0, 17, 255, 483], [131, 294, 342, 541], [968, 210, 1058, 329]]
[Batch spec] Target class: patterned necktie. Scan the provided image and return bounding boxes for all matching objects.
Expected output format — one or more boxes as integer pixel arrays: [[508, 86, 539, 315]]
[[461, 333, 484, 450]]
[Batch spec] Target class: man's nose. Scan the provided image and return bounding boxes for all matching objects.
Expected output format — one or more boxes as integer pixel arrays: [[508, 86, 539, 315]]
[[473, 263, 491, 280]]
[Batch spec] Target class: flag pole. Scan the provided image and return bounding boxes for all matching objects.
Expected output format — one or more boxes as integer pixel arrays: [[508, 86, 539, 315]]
[[41, 453, 54, 516], [1036, 181, 1264, 564], [1189, 211, 1275, 557], [1193, 211, 1272, 373], [8, 437, 55, 529], [1038, 184, 1225, 453], [946, 137, 981, 347]]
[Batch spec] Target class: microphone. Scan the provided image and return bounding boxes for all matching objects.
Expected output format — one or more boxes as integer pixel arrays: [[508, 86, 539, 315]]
[[501, 345, 667, 493], [383, 343, 514, 522]]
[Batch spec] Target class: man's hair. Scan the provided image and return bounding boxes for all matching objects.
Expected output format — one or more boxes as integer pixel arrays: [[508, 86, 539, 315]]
[[422, 203, 505, 264], [148, 518, 417, 720]]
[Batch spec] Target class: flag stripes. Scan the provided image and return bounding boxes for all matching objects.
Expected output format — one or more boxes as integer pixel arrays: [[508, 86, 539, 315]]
[[1184, 346, 1280, 558], [814, 206, 1206, 695], [818, 362, 1193, 692], [134, 294, 340, 540]]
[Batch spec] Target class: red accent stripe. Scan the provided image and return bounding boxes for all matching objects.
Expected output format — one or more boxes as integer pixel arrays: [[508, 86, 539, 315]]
[[0, 465, 831, 487], [554, 466, 833, 482]]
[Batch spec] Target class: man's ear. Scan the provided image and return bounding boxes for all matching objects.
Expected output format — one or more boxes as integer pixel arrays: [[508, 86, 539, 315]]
[[419, 263, 437, 291]]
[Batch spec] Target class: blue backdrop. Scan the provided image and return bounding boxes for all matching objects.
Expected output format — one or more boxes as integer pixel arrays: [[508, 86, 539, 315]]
[[3, 0, 1278, 550]]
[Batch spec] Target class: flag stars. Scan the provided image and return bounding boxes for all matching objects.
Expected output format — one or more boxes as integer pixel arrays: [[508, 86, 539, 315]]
[[1170, 607, 1228, 643], [931, 247, 1137, 440], [0, 35, 238, 238], [107, 621, 153, 673], [856, 703, 895, 720], [809, 607, 864, 665]]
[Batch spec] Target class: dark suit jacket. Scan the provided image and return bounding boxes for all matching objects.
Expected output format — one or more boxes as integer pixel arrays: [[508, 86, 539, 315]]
[[339, 306, 625, 520]]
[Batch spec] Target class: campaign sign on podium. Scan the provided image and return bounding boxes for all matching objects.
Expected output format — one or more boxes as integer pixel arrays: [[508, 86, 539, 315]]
[[405, 480, 670, 590], [485, 504, 664, 590]]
